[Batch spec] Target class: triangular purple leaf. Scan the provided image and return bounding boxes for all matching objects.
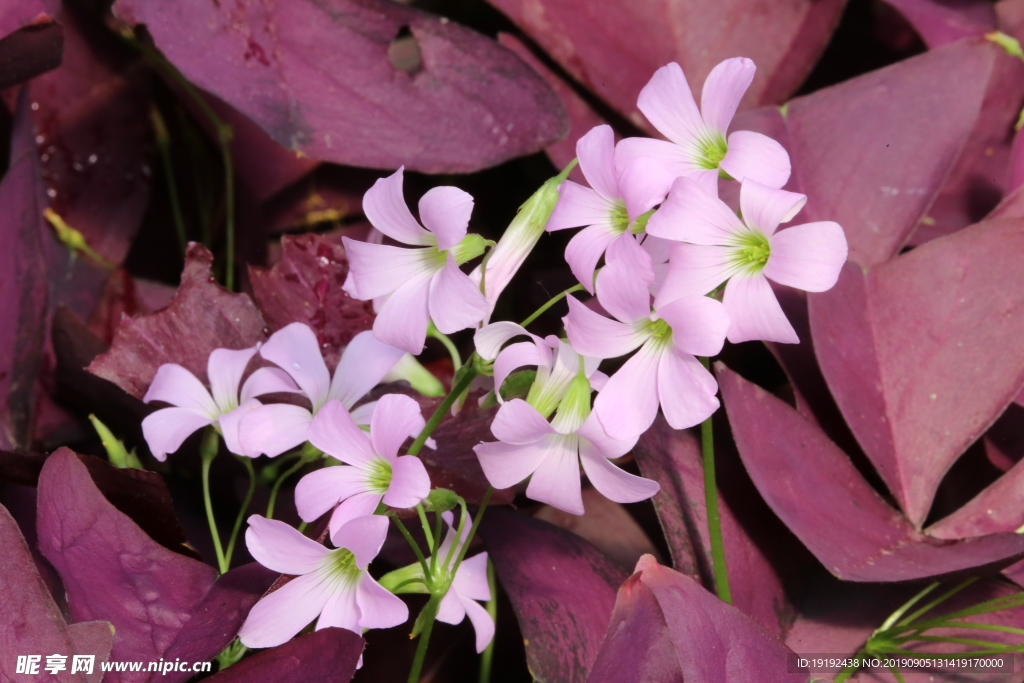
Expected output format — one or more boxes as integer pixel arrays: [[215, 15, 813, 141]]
[[202, 628, 363, 683], [878, 0, 995, 47]]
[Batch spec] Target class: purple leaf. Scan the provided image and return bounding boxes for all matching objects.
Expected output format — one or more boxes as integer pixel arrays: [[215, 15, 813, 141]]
[[588, 556, 808, 683], [37, 448, 218, 682], [87, 244, 267, 398], [248, 233, 374, 369], [633, 417, 794, 638], [481, 507, 626, 683], [927, 452, 1024, 539], [787, 37, 1000, 266], [878, 0, 996, 47], [718, 363, 1024, 582], [67, 622, 114, 683], [0, 90, 48, 450], [483, 0, 844, 127], [809, 218, 1024, 526], [0, 20, 62, 89], [985, 403, 1024, 472], [203, 628, 363, 683], [156, 563, 277, 683], [0, 0, 57, 36], [111, 0, 567, 173]]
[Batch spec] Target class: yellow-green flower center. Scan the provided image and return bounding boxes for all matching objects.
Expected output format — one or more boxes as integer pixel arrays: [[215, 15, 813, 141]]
[[729, 230, 771, 274], [322, 548, 360, 588], [609, 203, 656, 235], [366, 457, 393, 493], [694, 134, 728, 170]]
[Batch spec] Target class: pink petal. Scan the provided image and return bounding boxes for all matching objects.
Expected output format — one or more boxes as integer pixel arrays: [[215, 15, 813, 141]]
[[563, 296, 646, 359], [238, 403, 313, 458], [574, 412, 637, 460], [348, 401, 375, 427], [207, 347, 257, 413], [655, 243, 733, 306], [494, 341, 551, 401], [595, 260, 651, 323], [699, 57, 755, 135], [373, 273, 433, 354], [141, 407, 213, 461], [240, 367, 300, 403], [363, 168, 432, 246], [720, 130, 791, 189], [617, 156, 672, 221], [428, 256, 488, 335], [579, 436, 659, 504], [636, 62, 705, 147], [218, 398, 262, 456], [316, 582, 360, 633], [474, 321, 538, 361], [764, 221, 848, 292], [490, 398, 555, 445], [356, 574, 409, 629], [657, 345, 720, 429], [436, 588, 467, 625], [654, 295, 730, 357], [331, 514, 389, 568], [341, 238, 434, 300], [239, 572, 332, 648], [739, 178, 807, 235], [473, 439, 551, 489], [143, 364, 217, 416], [546, 180, 615, 232], [245, 514, 330, 574], [604, 233, 655, 285], [642, 234, 672, 266], [328, 330, 405, 408], [382, 455, 431, 508], [307, 400, 375, 466], [525, 435, 584, 515], [370, 394, 425, 460], [576, 124, 619, 201], [462, 596, 496, 653], [614, 137, 710, 194], [260, 323, 332, 410], [593, 341, 662, 440], [453, 552, 491, 602], [294, 466, 369, 522], [565, 223, 620, 293], [722, 274, 798, 344], [646, 176, 743, 245], [328, 492, 384, 543], [418, 185, 473, 251]]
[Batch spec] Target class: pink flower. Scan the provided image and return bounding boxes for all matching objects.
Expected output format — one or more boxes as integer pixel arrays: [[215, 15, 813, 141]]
[[342, 168, 488, 353], [546, 125, 670, 291], [142, 346, 297, 460], [433, 512, 493, 653], [616, 59, 791, 195], [239, 323, 404, 457], [647, 176, 848, 344], [563, 261, 730, 440], [238, 515, 407, 648], [294, 396, 431, 540]]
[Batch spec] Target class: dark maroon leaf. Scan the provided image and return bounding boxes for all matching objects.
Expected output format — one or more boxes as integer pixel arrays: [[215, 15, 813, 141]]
[[927, 453, 1024, 539], [0, 0, 57, 36], [985, 403, 1024, 472], [879, 0, 995, 47], [204, 628, 362, 683], [589, 556, 807, 683], [787, 37, 1000, 266], [157, 563, 277, 683], [112, 0, 567, 173], [0, 20, 62, 89], [718, 363, 1024, 582], [809, 218, 1024, 526], [481, 507, 626, 683], [484, 0, 844, 128], [0, 90, 48, 450], [67, 621, 114, 683], [37, 448, 218, 681], [634, 418, 793, 637], [87, 243, 267, 398], [248, 233, 374, 369]]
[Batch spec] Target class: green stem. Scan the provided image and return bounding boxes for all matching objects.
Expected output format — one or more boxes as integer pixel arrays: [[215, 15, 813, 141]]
[[428, 325, 462, 371], [266, 458, 308, 520], [417, 503, 435, 552], [519, 284, 585, 328], [408, 596, 442, 683], [149, 106, 188, 257], [882, 582, 939, 630], [224, 456, 256, 568], [896, 578, 976, 627], [832, 647, 868, 683], [453, 487, 493, 571], [394, 516, 432, 587], [407, 363, 480, 457], [699, 357, 730, 603], [478, 558, 497, 683], [200, 428, 228, 574]]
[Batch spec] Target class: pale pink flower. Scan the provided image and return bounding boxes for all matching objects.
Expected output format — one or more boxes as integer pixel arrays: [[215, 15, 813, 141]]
[[546, 125, 670, 291], [616, 58, 791, 195], [433, 511, 493, 653], [239, 323, 404, 457], [563, 261, 730, 440], [238, 515, 407, 648], [342, 168, 488, 353], [142, 346, 297, 460], [295, 396, 430, 540], [647, 176, 847, 344]]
